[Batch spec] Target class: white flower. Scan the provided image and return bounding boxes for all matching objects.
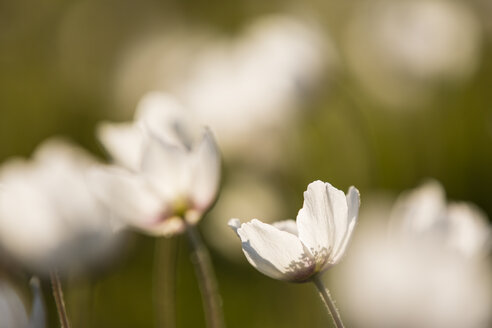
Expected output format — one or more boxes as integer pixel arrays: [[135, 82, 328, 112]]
[[391, 180, 491, 258], [345, 0, 481, 108], [90, 92, 221, 236], [112, 15, 334, 160], [228, 180, 360, 282], [0, 138, 119, 275], [333, 182, 492, 328]]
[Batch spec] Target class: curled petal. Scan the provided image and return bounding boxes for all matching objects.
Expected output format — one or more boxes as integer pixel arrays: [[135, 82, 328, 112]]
[[229, 218, 315, 282], [331, 186, 360, 264]]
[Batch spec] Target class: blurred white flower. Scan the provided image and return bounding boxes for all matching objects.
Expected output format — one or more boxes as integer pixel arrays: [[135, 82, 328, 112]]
[[228, 180, 360, 282], [90, 92, 221, 236], [0, 139, 120, 275], [391, 180, 491, 257], [345, 0, 481, 108], [179, 15, 330, 153], [333, 181, 492, 328], [112, 14, 334, 159]]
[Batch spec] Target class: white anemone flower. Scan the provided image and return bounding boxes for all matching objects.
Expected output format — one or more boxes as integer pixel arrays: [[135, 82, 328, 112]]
[[0, 138, 120, 275], [345, 0, 481, 108], [334, 182, 492, 328], [228, 180, 360, 282], [112, 14, 334, 163], [391, 180, 491, 258], [90, 91, 221, 236]]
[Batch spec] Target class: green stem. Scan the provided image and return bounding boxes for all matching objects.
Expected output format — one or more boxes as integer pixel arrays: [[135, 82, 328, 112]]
[[50, 270, 71, 328], [186, 224, 225, 328], [312, 275, 345, 328], [153, 236, 179, 328]]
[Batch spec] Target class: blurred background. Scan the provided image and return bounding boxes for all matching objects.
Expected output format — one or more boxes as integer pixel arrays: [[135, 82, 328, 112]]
[[1, 0, 491, 327]]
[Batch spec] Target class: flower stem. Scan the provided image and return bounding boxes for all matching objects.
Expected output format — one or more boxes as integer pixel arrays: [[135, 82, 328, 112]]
[[153, 236, 179, 328], [186, 224, 225, 328], [50, 270, 71, 328], [312, 275, 345, 328]]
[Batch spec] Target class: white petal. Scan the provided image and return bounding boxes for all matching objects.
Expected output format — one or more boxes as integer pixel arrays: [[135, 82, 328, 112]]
[[30, 140, 109, 231], [97, 122, 144, 171], [141, 136, 191, 201], [136, 92, 198, 149], [88, 166, 163, 230], [446, 202, 491, 257], [0, 180, 64, 268], [391, 180, 447, 234], [231, 218, 315, 281], [331, 186, 360, 264], [228, 218, 241, 232], [272, 219, 298, 236], [33, 138, 96, 169], [189, 129, 221, 211], [296, 180, 348, 268]]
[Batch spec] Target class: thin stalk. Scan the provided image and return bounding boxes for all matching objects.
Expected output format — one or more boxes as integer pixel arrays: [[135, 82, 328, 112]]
[[312, 275, 345, 328], [153, 236, 179, 328], [50, 271, 71, 328], [186, 224, 225, 328]]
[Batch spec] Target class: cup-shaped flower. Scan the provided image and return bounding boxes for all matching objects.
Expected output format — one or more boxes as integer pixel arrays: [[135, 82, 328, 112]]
[[0, 138, 120, 275], [391, 180, 491, 258], [90, 92, 221, 236], [333, 180, 492, 328], [228, 180, 360, 282]]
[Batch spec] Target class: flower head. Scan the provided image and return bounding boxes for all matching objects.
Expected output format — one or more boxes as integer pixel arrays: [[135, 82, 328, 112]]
[[228, 180, 360, 282], [391, 180, 491, 258], [90, 92, 221, 236], [333, 181, 492, 328], [0, 138, 119, 274]]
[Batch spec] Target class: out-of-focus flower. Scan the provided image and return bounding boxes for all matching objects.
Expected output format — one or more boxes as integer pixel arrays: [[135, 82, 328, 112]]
[[0, 139, 120, 275], [112, 14, 334, 160], [179, 15, 330, 153], [345, 0, 481, 108], [228, 180, 360, 282], [90, 92, 221, 236], [333, 181, 492, 328], [391, 180, 491, 257]]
